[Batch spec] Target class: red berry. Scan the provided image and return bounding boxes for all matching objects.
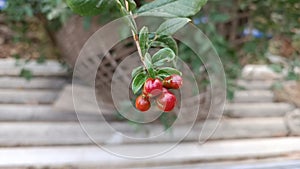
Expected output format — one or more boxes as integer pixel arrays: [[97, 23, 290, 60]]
[[143, 78, 163, 97], [156, 88, 177, 112], [135, 95, 151, 112], [163, 74, 183, 89]]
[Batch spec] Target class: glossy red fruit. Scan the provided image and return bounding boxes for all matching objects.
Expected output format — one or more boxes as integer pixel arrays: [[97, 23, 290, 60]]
[[156, 88, 177, 112], [143, 78, 163, 97], [163, 74, 183, 89], [135, 95, 151, 112]]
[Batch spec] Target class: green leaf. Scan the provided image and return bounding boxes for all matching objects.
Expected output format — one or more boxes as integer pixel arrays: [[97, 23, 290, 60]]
[[139, 26, 149, 56], [156, 71, 170, 79], [137, 0, 208, 17], [269, 64, 283, 73], [127, 0, 136, 11], [20, 68, 33, 81], [160, 112, 177, 130], [36, 55, 46, 64], [132, 72, 147, 94], [157, 18, 190, 36], [152, 48, 176, 66], [145, 53, 156, 78], [66, 0, 109, 16], [152, 35, 178, 55], [210, 13, 230, 23], [157, 67, 182, 76], [131, 66, 144, 78]]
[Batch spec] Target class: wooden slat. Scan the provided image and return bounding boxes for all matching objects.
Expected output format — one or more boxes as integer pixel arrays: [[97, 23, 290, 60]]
[[233, 90, 274, 103], [0, 138, 299, 168], [242, 65, 284, 80], [0, 118, 288, 146], [0, 58, 68, 76], [0, 89, 59, 104], [0, 104, 104, 121], [137, 160, 300, 169], [0, 77, 67, 89], [225, 103, 294, 118], [236, 80, 274, 90]]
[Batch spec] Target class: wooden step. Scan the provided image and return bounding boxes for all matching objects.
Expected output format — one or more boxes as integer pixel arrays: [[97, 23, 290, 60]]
[[137, 160, 300, 169], [225, 103, 295, 118], [0, 58, 68, 76], [233, 90, 274, 103], [0, 137, 299, 168], [0, 77, 67, 89], [0, 89, 59, 104], [0, 118, 287, 146], [236, 80, 274, 90], [242, 65, 284, 80], [0, 105, 104, 121]]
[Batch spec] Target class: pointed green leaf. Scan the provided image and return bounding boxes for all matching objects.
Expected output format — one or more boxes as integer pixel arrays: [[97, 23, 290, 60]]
[[152, 48, 176, 66], [114, 0, 137, 33], [131, 66, 144, 78], [157, 67, 182, 76], [132, 72, 147, 94], [137, 0, 208, 17], [66, 0, 110, 16], [157, 18, 190, 36], [156, 71, 170, 79], [152, 35, 178, 55], [127, 0, 137, 11], [145, 53, 156, 78], [20, 68, 33, 81], [139, 26, 149, 56]]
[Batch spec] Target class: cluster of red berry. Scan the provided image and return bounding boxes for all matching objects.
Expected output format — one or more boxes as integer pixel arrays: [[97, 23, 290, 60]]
[[135, 74, 183, 112]]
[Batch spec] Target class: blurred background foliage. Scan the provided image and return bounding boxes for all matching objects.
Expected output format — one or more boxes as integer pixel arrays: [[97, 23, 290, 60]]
[[1, 0, 299, 98]]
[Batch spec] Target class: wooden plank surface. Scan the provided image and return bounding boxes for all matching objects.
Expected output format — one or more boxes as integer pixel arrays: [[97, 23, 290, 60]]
[[0, 77, 67, 89], [225, 103, 294, 118], [0, 104, 104, 121], [0, 137, 299, 168], [233, 90, 274, 103], [0, 118, 288, 146], [242, 65, 284, 80], [236, 80, 274, 90], [0, 58, 68, 76], [136, 160, 300, 169], [0, 89, 59, 104]]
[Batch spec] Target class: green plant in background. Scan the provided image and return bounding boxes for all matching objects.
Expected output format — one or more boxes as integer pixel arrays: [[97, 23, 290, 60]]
[[190, 0, 300, 98], [191, 0, 241, 100], [3, 0, 72, 30]]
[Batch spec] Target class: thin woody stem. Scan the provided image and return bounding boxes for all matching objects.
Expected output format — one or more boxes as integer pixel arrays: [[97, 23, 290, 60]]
[[124, 0, 147, 66]]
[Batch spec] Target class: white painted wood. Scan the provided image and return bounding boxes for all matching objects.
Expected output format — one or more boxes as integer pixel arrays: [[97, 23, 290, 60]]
[[286, 109, 300, 136], [0, 58, 68, 76], [236, 80, 274, 90], [0, 138, 299, 168], [136, 160, 300, 169], [242, 65, 284, 80], [0, 77, 67, 89], [0, 104, 104, 121], [206, 118, 288, 140], [0, 118, 287, 146], [225, 103, 295, 117], [0, 89, 59, 104], [233, 90, 274, 103], [54, 84, 114, 115]]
